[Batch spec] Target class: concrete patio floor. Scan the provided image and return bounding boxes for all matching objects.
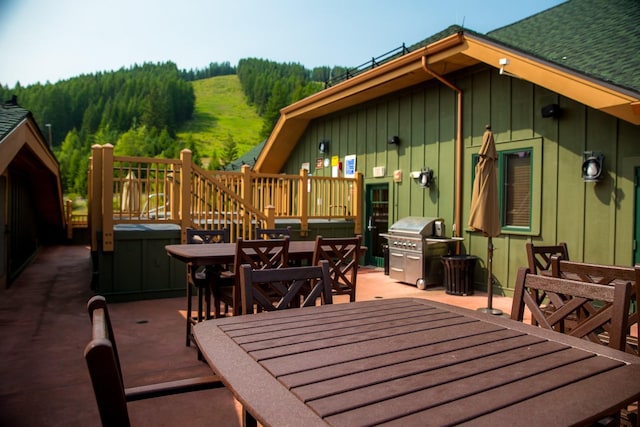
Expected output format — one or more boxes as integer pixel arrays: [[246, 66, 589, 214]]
[[0, 245, 520, 427]]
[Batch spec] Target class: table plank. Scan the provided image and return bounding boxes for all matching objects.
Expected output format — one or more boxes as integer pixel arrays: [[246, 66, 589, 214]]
[[262, 322, 514, 378], [290, 335, 557, 402], [219, 298, 428, 334], [324, 352, 621, 426], [230, 304, 444, 346], [456, 364, 640, 427], [246, 311, 470, 358], [278, 329, 538, 388]]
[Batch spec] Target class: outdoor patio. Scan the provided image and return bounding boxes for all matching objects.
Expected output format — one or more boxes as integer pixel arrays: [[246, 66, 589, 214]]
[[0, 244, 518, 427]]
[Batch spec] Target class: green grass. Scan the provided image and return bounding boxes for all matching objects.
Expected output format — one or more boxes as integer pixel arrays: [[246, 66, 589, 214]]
[[177, 75, 263, 161]]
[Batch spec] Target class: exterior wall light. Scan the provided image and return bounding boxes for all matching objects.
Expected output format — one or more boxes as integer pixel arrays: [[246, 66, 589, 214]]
[[318, 140, 329, 154], [388, 136, 400, 145], [582, 151, 604, 182], [418, 168, 434, 187]]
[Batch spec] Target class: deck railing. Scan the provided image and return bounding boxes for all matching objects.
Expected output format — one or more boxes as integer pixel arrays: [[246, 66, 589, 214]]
[[88, 144, 362, 251], [65, 200, 88, 239]]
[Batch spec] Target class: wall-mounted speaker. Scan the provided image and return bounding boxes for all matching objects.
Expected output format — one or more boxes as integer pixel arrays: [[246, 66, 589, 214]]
[[541, 103, 561, 119]]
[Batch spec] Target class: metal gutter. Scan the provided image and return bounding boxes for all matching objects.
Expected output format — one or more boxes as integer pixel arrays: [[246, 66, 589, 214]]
[[255, 33, 466, 173], [421, 56, 463, 244]]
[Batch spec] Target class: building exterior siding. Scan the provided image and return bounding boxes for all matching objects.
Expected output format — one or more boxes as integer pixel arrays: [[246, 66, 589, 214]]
[[280, 64, 640, 296]]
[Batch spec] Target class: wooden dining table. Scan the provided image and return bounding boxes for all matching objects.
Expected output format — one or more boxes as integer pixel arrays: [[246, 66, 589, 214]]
[[193, 297, 640, 427], [166, 240, 324, 267]]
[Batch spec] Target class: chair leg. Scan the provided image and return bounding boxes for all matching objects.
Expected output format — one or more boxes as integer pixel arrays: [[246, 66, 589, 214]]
[[205, 285, 212, 320], [243, 407, 257, 427], [197, 285, 205, 323], [186, 282, 193, 347], [195, 284, 207, 361]]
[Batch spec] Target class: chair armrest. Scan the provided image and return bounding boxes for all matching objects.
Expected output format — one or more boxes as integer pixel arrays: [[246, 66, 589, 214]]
[[125, 375, 224, 401]]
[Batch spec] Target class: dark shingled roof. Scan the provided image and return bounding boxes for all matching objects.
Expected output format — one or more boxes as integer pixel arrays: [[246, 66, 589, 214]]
[[226, 140, 266, 171], [0, 98, 30, 141], [487, 0, 640, 94], [408, 25, 468, 51]]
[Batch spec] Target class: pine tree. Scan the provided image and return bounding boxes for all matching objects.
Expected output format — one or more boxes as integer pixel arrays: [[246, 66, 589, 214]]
[[219, 134, 238, 167]]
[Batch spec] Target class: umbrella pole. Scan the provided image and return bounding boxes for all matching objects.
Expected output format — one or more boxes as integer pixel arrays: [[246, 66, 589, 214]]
[[478, 237, 502, 315]]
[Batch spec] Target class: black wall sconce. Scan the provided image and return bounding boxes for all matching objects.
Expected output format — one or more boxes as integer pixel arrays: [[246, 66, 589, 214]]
[[318, 140, 329, 154], [388, 136, 400, 145], [582, 151, 604, 182], [541, 103, 562, 119]]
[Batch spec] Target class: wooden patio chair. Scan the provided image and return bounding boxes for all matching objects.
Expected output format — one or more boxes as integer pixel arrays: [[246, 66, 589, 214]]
[[525, 242, 570, 325], [550, 255, 639, 356], [255, 226, 291, 240], [525, 242, 569, 275], [511, 267, 632, 351], [312, 235, 362, 302], [515, 264, 638, 426], [240, 260, 333, 313], [185, 228, 230, 348], [84, 296, 223, 427], [213, 237, 290, 316]]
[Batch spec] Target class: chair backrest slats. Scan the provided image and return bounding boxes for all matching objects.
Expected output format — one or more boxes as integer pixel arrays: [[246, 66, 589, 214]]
[[186, 228, 230, 282], [255, 227, 291, 240], [511, 267, 632, 351], [312, 235, 361, 302], [186, 228, 230, 245], [233, 237, 290, 315], [240, 261, 333, 313], [550, 256, 639, 355], [526, 242, 569, 274]]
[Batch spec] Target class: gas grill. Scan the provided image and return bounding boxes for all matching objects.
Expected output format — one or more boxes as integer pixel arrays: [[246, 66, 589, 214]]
[[381, 216, 460, 289]]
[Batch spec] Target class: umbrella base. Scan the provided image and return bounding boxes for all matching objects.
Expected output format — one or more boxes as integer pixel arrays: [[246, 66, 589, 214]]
[[477, 307, 503, 315]]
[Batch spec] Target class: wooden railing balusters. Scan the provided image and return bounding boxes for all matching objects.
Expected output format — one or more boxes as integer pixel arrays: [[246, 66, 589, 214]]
[[85, 146, 362, 250]]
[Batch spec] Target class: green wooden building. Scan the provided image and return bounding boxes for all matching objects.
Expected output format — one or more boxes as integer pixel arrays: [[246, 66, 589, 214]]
[[254, 0, 640, 296]]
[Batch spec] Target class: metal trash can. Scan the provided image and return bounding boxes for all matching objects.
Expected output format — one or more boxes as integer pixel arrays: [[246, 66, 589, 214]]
[[441, 255, 477, 295]]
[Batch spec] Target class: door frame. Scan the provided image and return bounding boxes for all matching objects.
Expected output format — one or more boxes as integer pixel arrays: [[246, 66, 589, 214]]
[[364, 183, 389, 267]]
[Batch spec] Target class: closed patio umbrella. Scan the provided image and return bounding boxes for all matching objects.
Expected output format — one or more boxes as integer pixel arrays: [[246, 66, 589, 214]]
[[121, 171, 141, 213], [469, 125, 501, 315]]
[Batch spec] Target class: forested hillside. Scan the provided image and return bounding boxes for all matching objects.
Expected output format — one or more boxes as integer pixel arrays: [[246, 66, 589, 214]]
[[1, 59, 347, 195], [177, 75, 263, 169], [237, 58, 326, 138]]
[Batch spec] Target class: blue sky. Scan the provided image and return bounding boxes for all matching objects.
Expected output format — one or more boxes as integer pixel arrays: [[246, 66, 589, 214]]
[[0, 0, 564, 87]]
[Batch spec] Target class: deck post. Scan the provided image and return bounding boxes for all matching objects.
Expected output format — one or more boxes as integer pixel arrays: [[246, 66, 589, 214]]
[[298, 169, 309, 237], [264, 205, 275, 229], [66, 199, 73, 240], [101, 144, 114, 252], [179, 150, 192, 243], [240, 165, 252, 239], [89, 145, 103, 252]]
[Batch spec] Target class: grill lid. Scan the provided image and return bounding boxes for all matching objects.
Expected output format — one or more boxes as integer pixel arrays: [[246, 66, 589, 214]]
[[388, 216, 443, 237]]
